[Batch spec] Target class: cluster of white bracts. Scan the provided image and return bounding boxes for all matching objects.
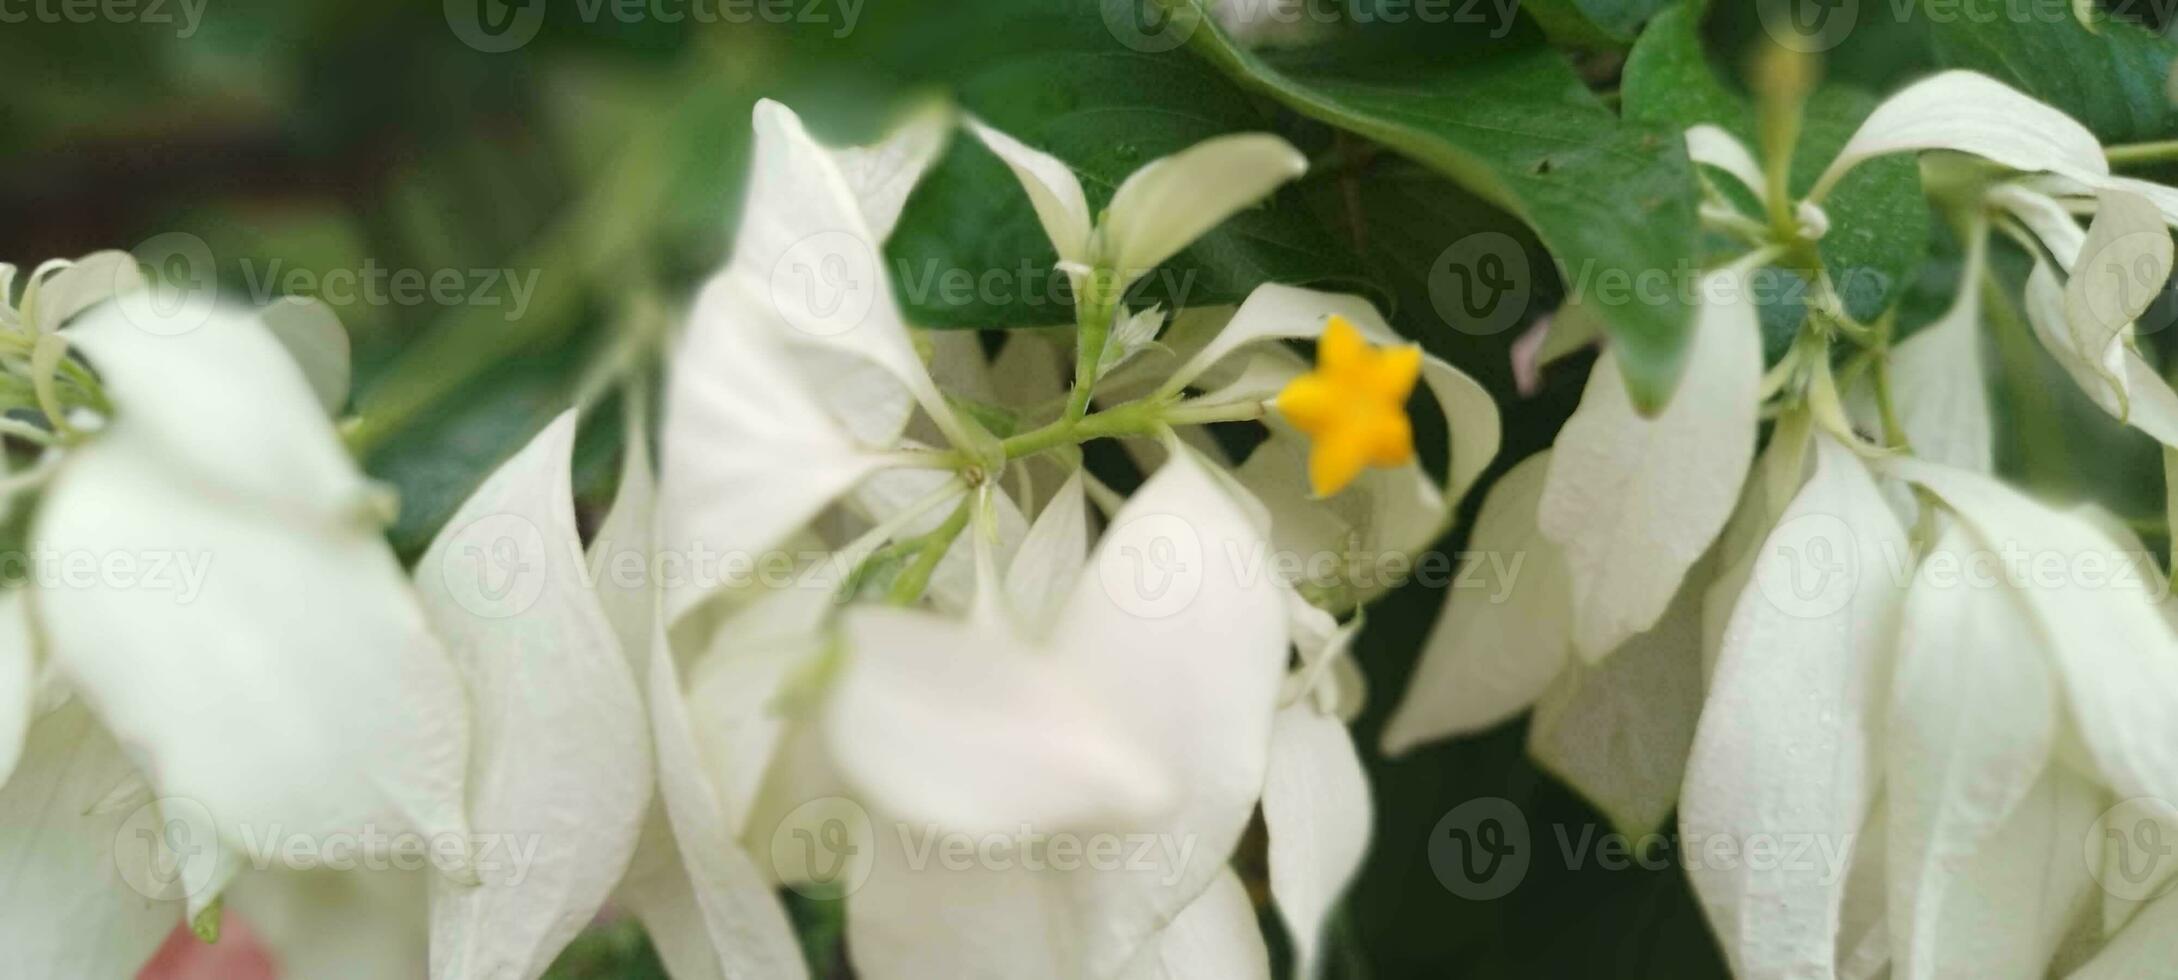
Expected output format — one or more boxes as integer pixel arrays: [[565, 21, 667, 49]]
[[0, 96, 1508, 980], [1386, 71, 2178, 979], [12, 64, 2178, 980]]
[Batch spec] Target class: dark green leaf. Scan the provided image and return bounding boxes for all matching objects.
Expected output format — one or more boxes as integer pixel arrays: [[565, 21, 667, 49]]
[[1793, 87, 1931, 324], [1622, 3, 1750, 137], [1924, 0, 2178, 144], [1523, 0, 1676, 46], [1174, 0, 1702, 408], [885, 2, 1370, 329]]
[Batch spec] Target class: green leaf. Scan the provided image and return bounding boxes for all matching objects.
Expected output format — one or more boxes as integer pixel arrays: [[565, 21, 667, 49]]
[[886, 2, 1368, 330], [1622, 3, 1749, 137], [1173, 0, 1702, 409], [1924, 0, 2178, 144], [1792, 87, 1931, 325], [1522, 0, 1676, 47], [1625, 7, 1930, 327]]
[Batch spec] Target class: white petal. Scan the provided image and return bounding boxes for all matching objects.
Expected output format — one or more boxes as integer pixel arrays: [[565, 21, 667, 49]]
[[257, 296, 352, 416], [1809, 70, 2108, 201], [1005, 469, 1090, 634], [1892, 459, 2178, 806], [729, 100, 954, 439], [830, 99, 953, 243], [1118, 869, 1271, 980], [647, 609, 810, 979], [1885, 279, 1995, 471], [62, 302, 371, 511], [2065, 188, 2172, 370], [1994, 183, 2087, 267], [1262, 705, 1369, 978], [31, 249, 145, 333], [0, 702, 180, 977], [1884, 521, 2060, 980], [967, 117, 1095, 264], [418, 412, 650, 980], [38, 310, 472, 854], [589, 400, 657, 682], [2025, 256, 2178, 447], [846, 826, 1085, 980], [840, 447, 1288, 975], [1540, 265, 1762, 659], [1528, 559, 1705, 837], [1380, 452, 1571, 752], [683, 607, 832, 839], [0, 590, 30, 786], [1904, 766, 2098, 980], [2101, 173, 2178, 227], [658, 273, 899, 624], [1834, 799, 1891, 980], [1686, 125, 1768, 202], [1046, 447, 1290, 975], [1680, 436, 1908, 980], [2075, 867, 2178, 978], [611, 804, 727, 980], [2095, 795, 2178, 936], [1701, 417, 1813, 679], [2023, 256, 2131, 422], [826, 604, 1175, 837], [1102, 134, 1306, 286]]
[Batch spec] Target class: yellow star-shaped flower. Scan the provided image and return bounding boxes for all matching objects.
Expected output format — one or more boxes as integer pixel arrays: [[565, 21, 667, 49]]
[[1274, 315, 1422, 497]]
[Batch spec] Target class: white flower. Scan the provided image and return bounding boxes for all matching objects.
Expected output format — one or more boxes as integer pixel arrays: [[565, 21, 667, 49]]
[[1812, 70, 2178, 448], [643, 94, 1440, 978], [0, 290, 468, 973], [414, 410, 650, 980], [814, 451, 1291, 980], [967, 118, 1306, 296]]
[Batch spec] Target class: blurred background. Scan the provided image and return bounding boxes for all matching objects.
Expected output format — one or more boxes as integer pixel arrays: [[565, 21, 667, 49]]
[[9, 1, 2174, 976]]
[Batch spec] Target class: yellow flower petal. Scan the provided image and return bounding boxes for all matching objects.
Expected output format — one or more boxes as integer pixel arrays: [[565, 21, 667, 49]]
[[1308, 433, 1371, 499], [1318, 316, 1369, 374]]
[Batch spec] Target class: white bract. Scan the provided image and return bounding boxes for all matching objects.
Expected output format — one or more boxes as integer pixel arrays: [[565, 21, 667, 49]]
[[0, 252, 653, 978]]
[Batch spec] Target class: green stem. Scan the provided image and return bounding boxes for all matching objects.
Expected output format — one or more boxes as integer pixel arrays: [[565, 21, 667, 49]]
[[2107, 140, 2178, 168], [1870, 348, 1909, 452], [1063, 270, 1119, 423], [1981, 271, 2073, 493], [885, 497, 974, 606]]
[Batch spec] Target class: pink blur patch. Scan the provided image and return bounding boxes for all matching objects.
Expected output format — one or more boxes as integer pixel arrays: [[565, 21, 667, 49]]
[[1509, 315, 1553, 399], [137, 918, 278, 980]]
